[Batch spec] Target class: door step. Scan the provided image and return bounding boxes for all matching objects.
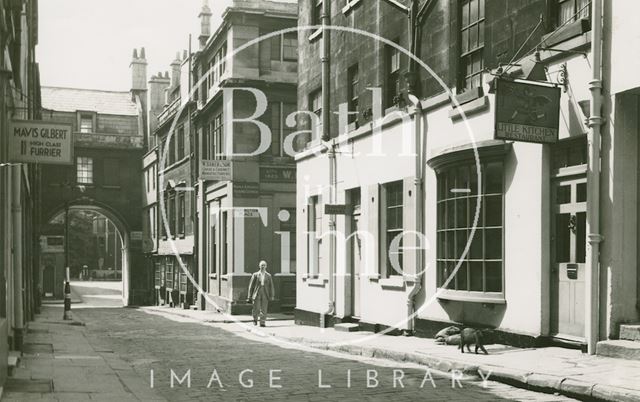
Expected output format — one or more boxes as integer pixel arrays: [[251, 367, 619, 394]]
[[8, 351, 20, 376], [596, 340, 640, 360], [620, 324, 640, 342], [335, 323, 360, 332]]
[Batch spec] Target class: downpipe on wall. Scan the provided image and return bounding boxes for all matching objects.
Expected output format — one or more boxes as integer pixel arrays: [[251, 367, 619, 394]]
[[405, 94, 425, 335], [319, 0, 335, 328], [585, 0, 604, 355]]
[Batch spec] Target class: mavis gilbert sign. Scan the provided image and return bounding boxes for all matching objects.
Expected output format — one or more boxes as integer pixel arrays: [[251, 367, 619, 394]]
[[494, 78, 561, 144], [9, 120, 73, 165]]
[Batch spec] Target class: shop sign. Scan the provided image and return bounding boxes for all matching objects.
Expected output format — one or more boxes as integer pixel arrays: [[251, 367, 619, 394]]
[[9, 120, 73, 164], [324, 204, 350, 215], [495, 78, 561, 144], [233, 182, 259, 198], [260, 166, 295, 182], [200, 160, 232, 181]]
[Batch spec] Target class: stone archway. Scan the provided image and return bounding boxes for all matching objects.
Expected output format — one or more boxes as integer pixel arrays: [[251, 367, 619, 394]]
[[42, 202, 133, 306]]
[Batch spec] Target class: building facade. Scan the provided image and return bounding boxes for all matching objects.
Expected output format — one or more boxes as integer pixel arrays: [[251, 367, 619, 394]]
[[295, 0, 640, 353], [192, 0, 299, 314], [39, 81, 148, 305], [0, 0, 41, 386], [149, 50, 198, 308]]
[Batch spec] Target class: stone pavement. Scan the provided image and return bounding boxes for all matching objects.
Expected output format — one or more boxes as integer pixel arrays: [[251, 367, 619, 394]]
[[144, 305, 640, 402], [2, 305, 165, 401]]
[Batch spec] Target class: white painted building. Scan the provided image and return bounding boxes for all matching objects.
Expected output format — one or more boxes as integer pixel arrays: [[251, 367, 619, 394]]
[[295, 0, 640, 352]]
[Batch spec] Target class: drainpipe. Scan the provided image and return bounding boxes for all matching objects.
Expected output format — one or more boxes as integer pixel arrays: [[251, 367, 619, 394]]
[[12, 164, 24, 350], [585, 0, 604, 355], [406, 94, 424, 335], [320, 0, 335, 327]]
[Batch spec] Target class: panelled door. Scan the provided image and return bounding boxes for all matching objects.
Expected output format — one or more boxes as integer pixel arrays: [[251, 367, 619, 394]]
[[551, 176, 587, 338], [350, 206, 362, 318]]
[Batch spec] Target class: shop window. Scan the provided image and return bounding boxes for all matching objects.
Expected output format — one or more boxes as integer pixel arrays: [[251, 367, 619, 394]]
[[76, 156, 93, 184], [154, 262, 163, 288], [221, 211, 228, 275], [436, 160, 504, 294], [380, 181, 403, 278], [459, 0, 485, 91], [165, 259, 174, 289]]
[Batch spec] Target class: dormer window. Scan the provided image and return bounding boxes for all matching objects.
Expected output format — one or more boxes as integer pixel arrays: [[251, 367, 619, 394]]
[[79, 114, 94, 133]]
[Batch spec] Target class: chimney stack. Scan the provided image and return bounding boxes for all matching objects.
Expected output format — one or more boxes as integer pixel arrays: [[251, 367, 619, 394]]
[[147, 72, 171, 137], [170, 52, 181, 88], [199, 0, 212, 50], [130, 47, 148, 93]]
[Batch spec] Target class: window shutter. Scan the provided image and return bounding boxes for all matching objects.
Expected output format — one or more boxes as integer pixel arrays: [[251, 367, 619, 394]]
[[367, 184, 380, 278], [403, 176, 417, 276]]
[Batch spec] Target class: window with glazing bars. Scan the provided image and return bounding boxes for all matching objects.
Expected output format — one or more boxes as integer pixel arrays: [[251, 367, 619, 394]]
[[76, 157, 93, 184], [436, 161, 504, 293], [459, 0, 485, 91]]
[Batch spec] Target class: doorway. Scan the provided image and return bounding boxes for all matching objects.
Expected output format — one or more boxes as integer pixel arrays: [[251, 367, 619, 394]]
[[348, 188, 362, 318], [551, 175, 587, 339]]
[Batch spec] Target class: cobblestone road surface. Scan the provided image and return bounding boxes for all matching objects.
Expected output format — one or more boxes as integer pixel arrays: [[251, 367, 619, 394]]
[[70, 307, 576, 402]]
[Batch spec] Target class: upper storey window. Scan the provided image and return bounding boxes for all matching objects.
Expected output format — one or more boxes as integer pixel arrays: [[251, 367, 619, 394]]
[[459, 0, 485, 92]]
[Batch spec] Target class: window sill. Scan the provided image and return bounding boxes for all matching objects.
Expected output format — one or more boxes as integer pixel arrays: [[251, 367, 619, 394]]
[[342, 0, 362, 14], [448, 95, 489, 121], [367, 273, 381, 282], [451, 86, 484, 107], [436, 289, 506, 304], [209, 273, 217, 279], [542, 18, 591, 48], [302, 274, 328, 287], [308, 28, 322, 43], [379, 276, 405, 290]]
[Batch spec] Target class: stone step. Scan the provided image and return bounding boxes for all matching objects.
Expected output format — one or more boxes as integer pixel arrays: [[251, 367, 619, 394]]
[[596, 340, 640, 360], [7, 351, 20, 377], [620, 324, 640, 342], [334, 323, 360, 332]]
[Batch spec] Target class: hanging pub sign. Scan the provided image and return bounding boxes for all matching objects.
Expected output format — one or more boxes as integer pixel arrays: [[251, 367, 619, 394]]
[[9, 120, 73, 164], [494, 78, 561, 144]]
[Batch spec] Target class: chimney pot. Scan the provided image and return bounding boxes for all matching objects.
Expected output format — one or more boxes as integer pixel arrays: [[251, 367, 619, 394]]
[[133, 48, 138, 58], [140, 47, 146, 59]]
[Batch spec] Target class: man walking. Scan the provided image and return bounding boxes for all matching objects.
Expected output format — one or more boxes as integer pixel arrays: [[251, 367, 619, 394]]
[[247, 260, 275, 327]]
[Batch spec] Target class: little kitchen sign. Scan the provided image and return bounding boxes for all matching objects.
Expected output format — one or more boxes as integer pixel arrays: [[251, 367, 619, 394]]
[[9, 120, 73, 164], [494, 78, 561, 144]]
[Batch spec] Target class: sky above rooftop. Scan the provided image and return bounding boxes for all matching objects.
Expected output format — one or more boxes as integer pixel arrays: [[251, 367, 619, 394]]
[[38, 0, 229, 91]]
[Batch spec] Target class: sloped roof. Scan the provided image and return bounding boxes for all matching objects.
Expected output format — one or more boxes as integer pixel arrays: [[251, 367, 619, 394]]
[[41, 86, 138, 116]]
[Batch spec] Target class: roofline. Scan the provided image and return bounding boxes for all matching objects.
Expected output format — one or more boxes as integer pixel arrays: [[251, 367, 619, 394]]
[[199, 3, 297, 58], [41, 85, 133, 95]]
